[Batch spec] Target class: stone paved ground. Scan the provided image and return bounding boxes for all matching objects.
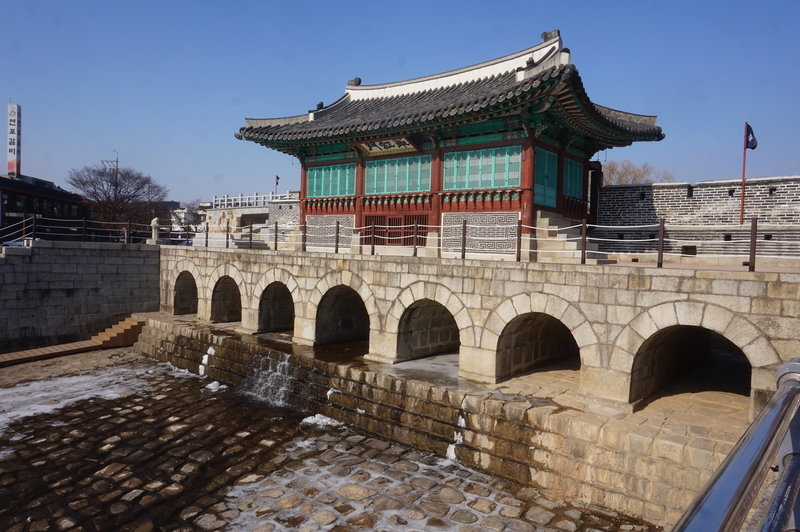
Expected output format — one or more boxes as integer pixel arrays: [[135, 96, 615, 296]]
[[0, 350, 657, 531]]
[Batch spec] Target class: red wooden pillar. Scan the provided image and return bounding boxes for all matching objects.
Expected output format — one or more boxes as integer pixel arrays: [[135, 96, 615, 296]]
[[556, 147, 565, 214], [299, 163, 308, 226], [430, 146, 443, 230], [355, 155, 365, 238], [520, 137, 535, 232]]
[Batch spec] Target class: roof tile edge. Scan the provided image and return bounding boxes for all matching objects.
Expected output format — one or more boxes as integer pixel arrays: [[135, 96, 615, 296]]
[[346, 30, 567, 102]]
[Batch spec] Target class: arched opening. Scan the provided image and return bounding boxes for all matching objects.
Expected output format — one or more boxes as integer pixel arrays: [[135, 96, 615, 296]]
[[315, 285, 369, 345], [629, 325, 751, 407], [173, 271, 198, 315], [210, 276, 242, 322], [496, 312, 580, 381], [397, 299, 459, 362], [258, 282, 294, 333]]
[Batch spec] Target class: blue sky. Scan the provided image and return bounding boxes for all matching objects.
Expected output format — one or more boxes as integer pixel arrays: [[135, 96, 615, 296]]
[[3, 1, 798, 203]]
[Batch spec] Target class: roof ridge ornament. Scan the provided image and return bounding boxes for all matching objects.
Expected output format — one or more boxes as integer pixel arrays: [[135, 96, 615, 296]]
[[541, 29, 560, 42]]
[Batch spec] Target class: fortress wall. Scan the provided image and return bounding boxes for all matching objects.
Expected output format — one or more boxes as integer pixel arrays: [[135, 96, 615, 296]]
[[0, 241, 160, 352], [597, 176, 800, 226]]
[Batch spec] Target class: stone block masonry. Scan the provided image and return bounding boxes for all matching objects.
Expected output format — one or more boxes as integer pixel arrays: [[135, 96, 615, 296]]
[[159, 246, 800, 420], [0, 241, 160, 352], [597, 175, 800, 226], [134, 315, 737, 527]]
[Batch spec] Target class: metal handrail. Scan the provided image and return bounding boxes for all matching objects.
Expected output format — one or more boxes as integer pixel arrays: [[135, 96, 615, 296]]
[[674, 359, 800, 532]]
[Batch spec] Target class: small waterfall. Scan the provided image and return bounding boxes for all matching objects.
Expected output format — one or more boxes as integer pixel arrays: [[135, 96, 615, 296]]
[[243, 353, 294, 407], [446, 397, 468, 462]]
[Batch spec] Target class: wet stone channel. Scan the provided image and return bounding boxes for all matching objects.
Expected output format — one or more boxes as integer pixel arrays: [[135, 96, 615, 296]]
[[0, 351, 657, 531]]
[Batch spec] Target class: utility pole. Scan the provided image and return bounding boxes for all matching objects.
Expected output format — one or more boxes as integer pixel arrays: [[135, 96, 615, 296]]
[[102, 150, 119, 183]]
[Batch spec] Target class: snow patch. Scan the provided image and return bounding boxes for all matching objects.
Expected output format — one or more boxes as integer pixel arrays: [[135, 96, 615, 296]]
[[326, 388, 338, 400], [204, 381, 227, 392], [164, 364, 196, 379], [201, 354, 209, 365], [300, 414, 344, 429], [0, 367, 148, 438], [207, 346, 215, 355]]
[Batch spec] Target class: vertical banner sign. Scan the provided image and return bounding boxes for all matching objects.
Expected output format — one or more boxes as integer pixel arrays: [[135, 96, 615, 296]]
[[7, 104, 21, 177]]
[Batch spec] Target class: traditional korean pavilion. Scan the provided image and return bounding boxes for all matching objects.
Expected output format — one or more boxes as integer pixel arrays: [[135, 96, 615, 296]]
[[236, 30, 663, 249]]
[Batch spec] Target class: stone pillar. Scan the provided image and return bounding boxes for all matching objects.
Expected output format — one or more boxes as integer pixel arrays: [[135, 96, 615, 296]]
[[147, 217, 160, 245], [458, 345, 498, 384], [364, 330, 398, 364], [579, 366, 631, 405], [197, 297, 212, 321], [241, 308, 259, 331], [421, 231, 440, 258], [293, 316, 315, 346]]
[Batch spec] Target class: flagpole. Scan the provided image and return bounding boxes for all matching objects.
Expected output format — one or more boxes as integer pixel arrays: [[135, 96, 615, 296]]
[[740, 122, 747, 225]]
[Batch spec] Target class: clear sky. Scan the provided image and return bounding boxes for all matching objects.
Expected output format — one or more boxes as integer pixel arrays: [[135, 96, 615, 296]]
[[3, 0, 799, 203]]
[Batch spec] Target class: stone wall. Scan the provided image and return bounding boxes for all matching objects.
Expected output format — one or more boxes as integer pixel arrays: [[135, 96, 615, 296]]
[[0, 241, 160, 352], [597, 175, 800, 226], [441, 212, 518, 253], [158, 247, 800, 416], [134, 315, 736, 527]]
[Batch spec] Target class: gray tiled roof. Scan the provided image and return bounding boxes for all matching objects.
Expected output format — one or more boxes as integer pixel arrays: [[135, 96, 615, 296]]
[[237, 63, 663, 151]]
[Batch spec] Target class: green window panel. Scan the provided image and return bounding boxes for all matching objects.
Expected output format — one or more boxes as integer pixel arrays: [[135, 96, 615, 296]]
[[563, 158, 584, 199], [365, 155, 432, 195], [534, 147, 557, 208], [443, 146, 521, 191], [307, 163, 356, 198]]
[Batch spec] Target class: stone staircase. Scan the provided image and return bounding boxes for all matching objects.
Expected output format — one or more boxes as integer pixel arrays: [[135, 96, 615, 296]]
[[90, 316, 146, 348], [231, 225, 271, 250], [533, 212, 615, 265]]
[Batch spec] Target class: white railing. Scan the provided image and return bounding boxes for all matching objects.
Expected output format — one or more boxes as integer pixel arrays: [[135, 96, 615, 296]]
[[211, 192, 294, 209], [6, 216, 800, 271], [151, 218, 800, 271]]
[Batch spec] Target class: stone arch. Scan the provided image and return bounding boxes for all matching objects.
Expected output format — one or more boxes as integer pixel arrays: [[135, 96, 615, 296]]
[[629, 325, 751, 405], [173, 271, 198, 315], [482, 292, 599, 367], [385, 281, 475, 348], [496, 313, 580, 381], [615, 301, 779, 407], [168, 259, 203, 310], [258, 282, 295, 333], [206, 263, 248, 303], [306, 270, 380, 337], [251, 269, 302, 333], [210, 276, 242, 322], [250, 269, 301, 315], [613, 301, 779, 374], [315, 285, 370, 345], [396, 299, 460, 362]]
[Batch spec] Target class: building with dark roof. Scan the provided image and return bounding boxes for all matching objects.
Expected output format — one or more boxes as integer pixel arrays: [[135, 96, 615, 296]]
[[236, 30, 664, 247], [0, 174, 89, 235]]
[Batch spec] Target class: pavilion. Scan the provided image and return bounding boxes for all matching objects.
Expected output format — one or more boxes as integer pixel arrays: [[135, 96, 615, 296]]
[[236, 30, 664, 251]]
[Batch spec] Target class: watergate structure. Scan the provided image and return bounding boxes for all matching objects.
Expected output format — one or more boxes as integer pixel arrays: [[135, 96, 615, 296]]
[[162, 246, 800, 415]]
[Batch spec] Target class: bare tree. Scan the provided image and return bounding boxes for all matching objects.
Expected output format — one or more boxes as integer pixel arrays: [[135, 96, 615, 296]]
[[66, 164, 168, 223], [603, 160, 675, 186]]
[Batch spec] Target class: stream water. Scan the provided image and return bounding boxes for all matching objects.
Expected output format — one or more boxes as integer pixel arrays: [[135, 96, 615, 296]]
[[0, 342, 657, 531]]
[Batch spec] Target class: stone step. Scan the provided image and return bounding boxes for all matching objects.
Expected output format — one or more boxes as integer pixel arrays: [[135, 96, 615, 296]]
[[90, 317, 145, 348]]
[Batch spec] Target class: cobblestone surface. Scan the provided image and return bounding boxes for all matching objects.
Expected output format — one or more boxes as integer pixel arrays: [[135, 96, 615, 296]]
[[0, 351, 657, 531]]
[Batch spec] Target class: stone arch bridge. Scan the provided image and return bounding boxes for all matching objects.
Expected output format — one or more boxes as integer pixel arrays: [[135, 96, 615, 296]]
[[161, 247, 800, 414]]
